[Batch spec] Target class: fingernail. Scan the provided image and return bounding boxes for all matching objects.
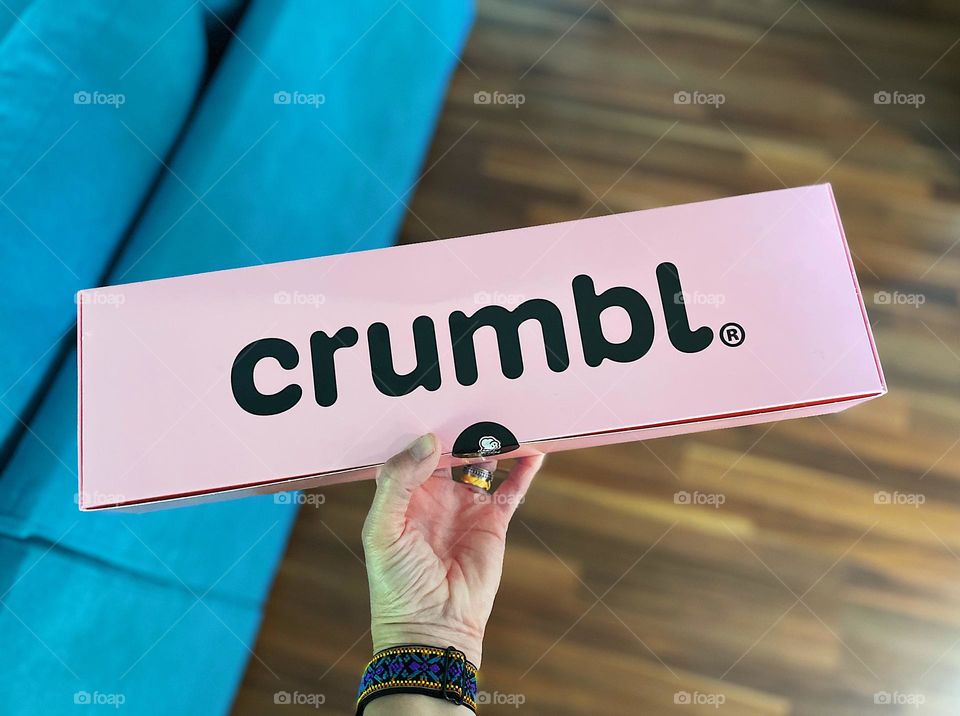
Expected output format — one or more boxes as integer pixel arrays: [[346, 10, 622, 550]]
[[407, 434, 436, 462]]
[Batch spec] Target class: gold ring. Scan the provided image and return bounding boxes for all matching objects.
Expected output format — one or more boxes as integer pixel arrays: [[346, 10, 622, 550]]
[[454, 465, 494, 492]]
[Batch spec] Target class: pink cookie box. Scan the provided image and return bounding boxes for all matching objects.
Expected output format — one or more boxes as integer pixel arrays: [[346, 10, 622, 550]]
[[77, 184, 884, 511]]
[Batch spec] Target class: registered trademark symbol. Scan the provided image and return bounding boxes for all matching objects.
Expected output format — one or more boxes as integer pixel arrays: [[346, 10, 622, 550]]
[[719, 322, 745, 347]]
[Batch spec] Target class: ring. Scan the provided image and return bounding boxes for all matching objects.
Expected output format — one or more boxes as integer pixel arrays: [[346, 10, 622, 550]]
[[454, 465, 494, 492]]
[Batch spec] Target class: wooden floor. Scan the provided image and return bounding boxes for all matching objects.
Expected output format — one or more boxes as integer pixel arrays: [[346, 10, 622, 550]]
[[234, 1, 960, 713]]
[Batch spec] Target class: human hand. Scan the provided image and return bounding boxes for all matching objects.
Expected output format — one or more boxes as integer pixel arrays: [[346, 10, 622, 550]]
[[361, 433, 543, 666]]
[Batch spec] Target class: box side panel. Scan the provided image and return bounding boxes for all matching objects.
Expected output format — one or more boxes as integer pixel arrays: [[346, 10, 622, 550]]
[[522, 392, 882, 455], [826, 183, 886, 391], [86, 392, 881, 511], [82, 465, 379, 513], [76, 296, 84, 507]]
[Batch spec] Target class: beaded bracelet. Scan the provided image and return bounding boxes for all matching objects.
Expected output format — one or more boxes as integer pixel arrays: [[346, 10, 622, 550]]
[[356, 645, 478, 714]]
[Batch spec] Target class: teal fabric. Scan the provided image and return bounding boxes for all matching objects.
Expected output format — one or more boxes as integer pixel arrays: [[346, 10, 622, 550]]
[[1, 535, 256, 714], [0, 0, 208, 453], [0, 0, 473, 714]]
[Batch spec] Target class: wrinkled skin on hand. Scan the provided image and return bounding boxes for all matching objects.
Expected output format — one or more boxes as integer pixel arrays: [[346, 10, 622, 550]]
[[362, 434, 543, 666]]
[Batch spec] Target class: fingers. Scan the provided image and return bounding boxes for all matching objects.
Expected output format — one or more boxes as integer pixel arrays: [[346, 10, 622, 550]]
[[364, 433, 441, 547], [493, 454, 544, 518], [430, 465, 453, 481], [476, 459, 498, 474]]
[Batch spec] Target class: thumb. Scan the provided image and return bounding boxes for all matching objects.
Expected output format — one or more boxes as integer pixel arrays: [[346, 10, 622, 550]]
[[493, 454, 544, 520], [363, 433, 441, 548]]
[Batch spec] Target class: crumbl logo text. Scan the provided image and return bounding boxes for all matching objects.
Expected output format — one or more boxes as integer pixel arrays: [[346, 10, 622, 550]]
[[231, 262, 746, 415]]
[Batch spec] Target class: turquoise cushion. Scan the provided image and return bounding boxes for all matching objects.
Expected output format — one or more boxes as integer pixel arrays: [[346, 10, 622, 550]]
[[0, 0, 208, 455], [1, 535, 257, 714], [0, 1, 474, 714]]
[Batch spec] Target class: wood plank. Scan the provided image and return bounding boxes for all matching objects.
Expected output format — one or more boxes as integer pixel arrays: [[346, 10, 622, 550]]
[[234, 1, 960, 713]]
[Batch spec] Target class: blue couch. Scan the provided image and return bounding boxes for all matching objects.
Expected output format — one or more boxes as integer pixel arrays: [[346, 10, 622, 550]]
[[0, 1, 473, 713]]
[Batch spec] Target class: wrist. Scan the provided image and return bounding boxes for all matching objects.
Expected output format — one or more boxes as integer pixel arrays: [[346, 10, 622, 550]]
[[364, 694, 473, 715], [372, 623, 484, 666], [357, 645, 478, 715]]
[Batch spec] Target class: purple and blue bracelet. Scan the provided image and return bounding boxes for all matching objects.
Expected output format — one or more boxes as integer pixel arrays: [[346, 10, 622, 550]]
[[356, 645, 478, 714]]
